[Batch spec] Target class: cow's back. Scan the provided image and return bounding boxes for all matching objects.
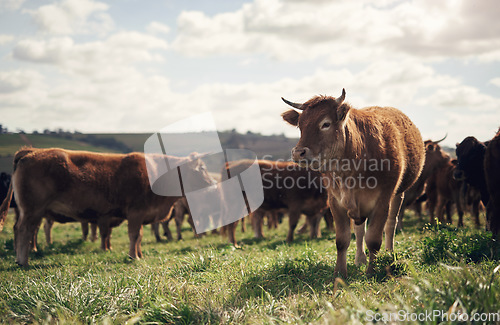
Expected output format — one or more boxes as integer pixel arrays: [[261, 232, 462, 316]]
[[355, 106, 425, 194]]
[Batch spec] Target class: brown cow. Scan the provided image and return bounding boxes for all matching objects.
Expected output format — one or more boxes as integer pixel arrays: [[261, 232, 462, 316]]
[[282, 89, 425, 276], [396, 137, 449, 230], [221, 160, 338, 247], [0, 148, 213, 266], [425, 159, 465, 226], [484, 128, 500, 236]]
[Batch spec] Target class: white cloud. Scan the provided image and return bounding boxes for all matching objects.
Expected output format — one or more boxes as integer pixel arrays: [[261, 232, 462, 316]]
[[12, 32, 168, 79], [0, 0, 25, 12], [0, 35, 14, 45], [490, 78, 500, 88], [25, 0, 113, 35], [147, 21, 171, 35], [171, 0, 500, 64], [0, 69, 43, 94]]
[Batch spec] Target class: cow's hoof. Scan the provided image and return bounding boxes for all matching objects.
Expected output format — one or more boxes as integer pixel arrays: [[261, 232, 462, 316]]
[[355, 253, 367, 266]]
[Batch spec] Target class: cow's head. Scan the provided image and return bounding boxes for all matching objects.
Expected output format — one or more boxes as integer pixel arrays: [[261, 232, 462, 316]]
[[453, 136, 486, 181], [281, 89, 349, 171], [423, 136, 450, 174]]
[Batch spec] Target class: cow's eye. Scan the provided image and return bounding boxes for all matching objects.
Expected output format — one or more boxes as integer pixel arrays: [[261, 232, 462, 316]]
[[321, 122, 331, 130]]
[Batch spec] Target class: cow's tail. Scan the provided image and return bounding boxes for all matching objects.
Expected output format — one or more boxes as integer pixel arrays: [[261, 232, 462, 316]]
[[0, 180, 13, 231], [0, 147, 35, 231]]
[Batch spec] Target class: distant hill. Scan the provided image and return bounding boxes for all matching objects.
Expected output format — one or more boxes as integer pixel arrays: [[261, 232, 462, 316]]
[[0, 131, 298, 173]]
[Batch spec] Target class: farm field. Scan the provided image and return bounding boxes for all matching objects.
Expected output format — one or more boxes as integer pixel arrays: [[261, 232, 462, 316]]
[[0, 211, 498, 324]]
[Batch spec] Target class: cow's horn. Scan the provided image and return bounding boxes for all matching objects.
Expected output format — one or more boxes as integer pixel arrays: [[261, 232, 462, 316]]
[[435, 133, 448, 144], [336, 88, 346, 105], [281, 97, 304, 110]]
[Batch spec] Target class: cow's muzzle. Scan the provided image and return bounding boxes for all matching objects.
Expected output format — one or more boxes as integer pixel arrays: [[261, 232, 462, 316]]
[[291, 146, 311, 162]]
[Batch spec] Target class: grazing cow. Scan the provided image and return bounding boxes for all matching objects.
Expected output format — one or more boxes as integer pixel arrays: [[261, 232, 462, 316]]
[[425, 159, 465, 226], [282, 89, 425, 276], [484, 129, 500, 236], [396, 137, 450, 230], [454, 137, 489, 206], [0, 147, 213, 266], [2, 160, 100, 250], [222, 160, 331, 247]]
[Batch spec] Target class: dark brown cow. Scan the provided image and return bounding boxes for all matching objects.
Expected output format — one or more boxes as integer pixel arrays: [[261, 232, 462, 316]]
[[0, 148, 213, 266], [282, 89, 425, 276], [396, 137, 450, 230], [484, 129, 500, 236], [454, 137, 489, 206], [425, 159, 465, 226], [222, 160, 334, 247]]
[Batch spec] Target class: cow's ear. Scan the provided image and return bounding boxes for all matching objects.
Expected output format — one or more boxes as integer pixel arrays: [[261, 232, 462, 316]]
[[337, 103, 350, 122], [282, 109, 300, 126]]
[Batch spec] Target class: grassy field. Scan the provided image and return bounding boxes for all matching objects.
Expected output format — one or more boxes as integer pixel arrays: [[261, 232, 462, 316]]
[[0, 211, 499, 324]]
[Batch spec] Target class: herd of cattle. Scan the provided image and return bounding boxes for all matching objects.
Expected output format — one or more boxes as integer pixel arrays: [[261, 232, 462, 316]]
[[0, 89, 498, 277]]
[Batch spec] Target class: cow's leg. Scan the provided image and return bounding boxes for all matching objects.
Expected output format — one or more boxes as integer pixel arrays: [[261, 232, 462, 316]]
[[396, 196, 408, 231], [329, 200, 350, 278], [187, 215, 200, 238], [286, 209, 301, 242], [354, 222, 367, 266], [473, 199, 480, 227], [453, 191, 464, 227], [90, 223, 98, 242], [81, 222, 89, 241], [445, 202, 453, 224], [240, 216, 246, 233], [296, 218, 308, 235], [436, 196, 446, 224], [251, 209, 265, 239], [365, 199, 391, 275], [15, 209, 43, 266], [98, 219, 111, 251], [151, 223, 162, 242], [44, 218, 54, 245], [159, 219, 172, 241], [31, 223, 39, 252], [307, 213, 322, 239], [127, 219, 143, 260], [105, 228, 112, 251], [227, 221, 240, 248], [427, 193, 437, 224], [175, 211, 185, 240], [324, 209, 335, 232], [385, 193, 403, 251]]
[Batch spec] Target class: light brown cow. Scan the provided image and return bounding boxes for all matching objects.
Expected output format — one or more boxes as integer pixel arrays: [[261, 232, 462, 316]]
[[0, 147, 213, 266], [282, 89, 425, 276], [425, 159, 465, 226], [396, 137, 450, 230]]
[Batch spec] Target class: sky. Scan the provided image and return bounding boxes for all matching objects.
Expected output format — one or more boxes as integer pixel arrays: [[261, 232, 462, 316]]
[[0, 0, 499, 146]]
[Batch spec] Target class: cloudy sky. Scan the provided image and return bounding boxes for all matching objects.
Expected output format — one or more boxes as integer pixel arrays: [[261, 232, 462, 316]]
[[0, 0, 499, 145]]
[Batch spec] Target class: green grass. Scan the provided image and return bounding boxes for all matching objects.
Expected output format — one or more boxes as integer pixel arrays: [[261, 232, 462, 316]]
[[0, 212, 499, 324]]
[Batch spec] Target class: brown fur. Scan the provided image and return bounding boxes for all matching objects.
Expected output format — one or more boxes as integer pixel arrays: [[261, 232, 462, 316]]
[[396, 139, 450, 229], [221, 160, 328, 246], [282, 89, 425, 277], [0, 147, 213, 266], [425, 159, 465, 226]]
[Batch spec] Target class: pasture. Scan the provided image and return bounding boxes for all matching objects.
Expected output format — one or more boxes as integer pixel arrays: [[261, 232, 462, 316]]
[[0, 210, 499, 324]]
